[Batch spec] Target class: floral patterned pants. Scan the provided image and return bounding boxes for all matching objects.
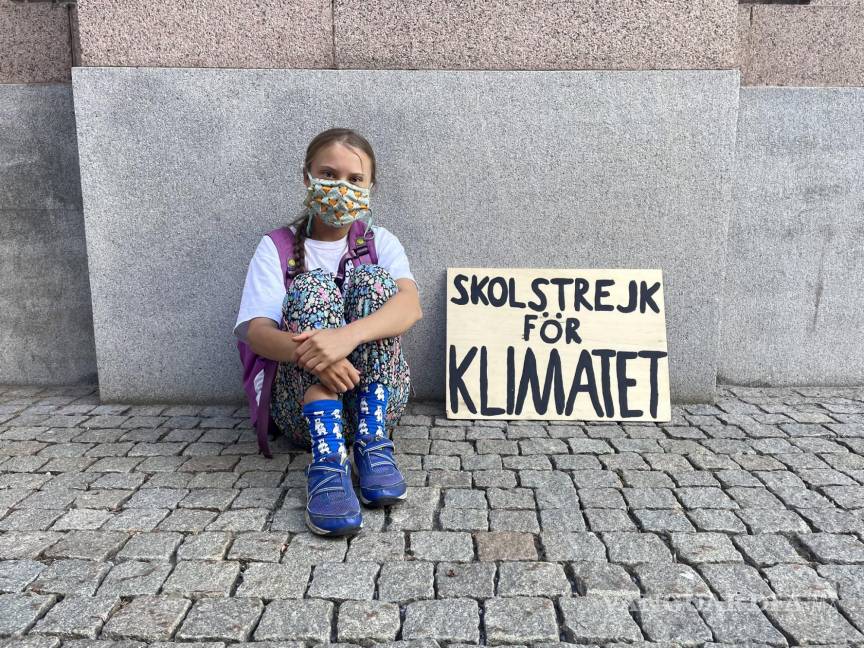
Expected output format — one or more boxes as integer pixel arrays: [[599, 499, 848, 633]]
[[270, 264, 412, 448]]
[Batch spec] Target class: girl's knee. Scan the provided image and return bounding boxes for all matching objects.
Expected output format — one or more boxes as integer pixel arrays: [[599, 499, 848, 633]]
[[345, 264, 398, 299], [282, 269, 342, 318]]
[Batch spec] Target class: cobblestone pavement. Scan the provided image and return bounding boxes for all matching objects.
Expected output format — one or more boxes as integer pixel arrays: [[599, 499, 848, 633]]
[[2, 384, 864, 647]]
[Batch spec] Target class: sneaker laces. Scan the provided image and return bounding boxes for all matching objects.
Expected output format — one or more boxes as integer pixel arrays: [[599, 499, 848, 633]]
[[355, 437, 397, 472], [306, 454, 351, 499]]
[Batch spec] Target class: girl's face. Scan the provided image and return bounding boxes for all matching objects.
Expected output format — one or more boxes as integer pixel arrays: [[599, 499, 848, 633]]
[[304, 142, 373, 190]]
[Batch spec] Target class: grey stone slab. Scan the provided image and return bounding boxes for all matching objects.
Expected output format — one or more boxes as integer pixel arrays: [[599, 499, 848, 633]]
[[70, 66, 739, 402], [603, 532, 672, 564], [818, 565, 864, 599], [27, 559, 112, 596], [764, 563, 837, 601], [377, 561, 434, 602], [252, 598, 333, 642], [634, 600, 713, 645], [409, 531, 473, 561], [96, 561, 173, 597], [0, 85, 92, 386], [337, 600, 400, 643], [30, 594, 120, 639], [762, 600, 864, 644], [100, 594, 192, 642], [694, 600, 787, 646], [698, 564, 775, 602], [570, 562, 640, 599], [484, 596, 559, 645], [632, 563, 713, 599], [402, 598, 480, 643], [723, 87, 864, 386], [175, 597, 264, 642], [160, 560, 240, 598], [559, 596, 643, 643], [0, 559, 45, 592], [235, 562, 310, 599], [436, 562, 495, 599], [497, 561, 571, 597], [0, 592, 58, 636], [798, 533, 864, 564], [307, 562, 379, 601]]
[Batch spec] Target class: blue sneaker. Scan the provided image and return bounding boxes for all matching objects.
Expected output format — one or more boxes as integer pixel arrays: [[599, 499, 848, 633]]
[[352, 435, 407, 506], [303, 451, 363, 536]]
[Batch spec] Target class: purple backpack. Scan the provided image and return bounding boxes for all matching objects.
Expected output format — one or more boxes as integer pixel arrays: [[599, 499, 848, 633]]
[[237, 219, 378, 458]]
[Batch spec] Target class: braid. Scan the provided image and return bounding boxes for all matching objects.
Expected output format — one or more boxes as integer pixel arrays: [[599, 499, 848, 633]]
[[288, 213, 308, 277]]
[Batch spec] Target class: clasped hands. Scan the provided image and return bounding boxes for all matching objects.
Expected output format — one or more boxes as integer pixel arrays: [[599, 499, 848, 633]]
[[290, 327, 361, 394]]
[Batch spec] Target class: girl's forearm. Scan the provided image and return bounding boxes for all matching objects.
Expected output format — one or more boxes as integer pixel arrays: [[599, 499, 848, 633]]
[[246, 319, 300, 363], [344, 290, 421, 346]]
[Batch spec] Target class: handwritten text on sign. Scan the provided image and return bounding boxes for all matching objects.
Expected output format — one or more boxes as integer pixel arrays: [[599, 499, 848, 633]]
[[445, 268, 671, 421]]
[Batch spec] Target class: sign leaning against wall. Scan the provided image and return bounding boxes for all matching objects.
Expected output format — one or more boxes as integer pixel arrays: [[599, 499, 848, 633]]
[[446, 268, 671, 422]]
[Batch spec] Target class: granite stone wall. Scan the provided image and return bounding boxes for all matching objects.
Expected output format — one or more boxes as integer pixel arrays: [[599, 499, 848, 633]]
[[70, 67, 740, 403], [0, 83, 97, 385], [1, 0, 862, 399]]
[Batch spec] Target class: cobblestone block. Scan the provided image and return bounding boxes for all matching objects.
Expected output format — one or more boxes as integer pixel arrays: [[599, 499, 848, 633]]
[[176, 532, 232, 560], [797, 533, 864, 564], [485, 596, 559, 644], [540, 532, 606, 562], [31, 596, 120, 639], [96, 560, 172, 596], [116, 531, 182, 561], [0, 592, 58, 636], [254, 598, 334, 642], [160, 560, 240, 598], [377, 561, 434, 602], [27, 559, 111, 596], [235, 562, 310, 599], [281, 533, 348, 565], [671, 532, 743, 563], [337, 600, 400, 643], [476, 531, 537, 561], [817, 565, 864, 598], [763, 563, 835, 601], [436, 561, 495, 598], [570, 562, 639, 598], [307, 562, 378, 600], [402, 598, 480, 643], [697, 563, 775, 602], [559, 596, 643, 643], [762, 600, 863, 644], [733, 534, 806, 566], [100, 594, 191, 641], [604, 532, 672, 564], [634, 600, 713, 645], [409, 531, 473, 561], [632, 563, 713, 599], [173, 596, 263, 642], [497, 561, 571, 597], [0, 558, 45, 592]]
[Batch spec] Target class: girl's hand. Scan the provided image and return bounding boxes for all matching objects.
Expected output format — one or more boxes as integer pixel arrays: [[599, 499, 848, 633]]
[[292, 327, 359, 373], [316, 358, 361, 394]]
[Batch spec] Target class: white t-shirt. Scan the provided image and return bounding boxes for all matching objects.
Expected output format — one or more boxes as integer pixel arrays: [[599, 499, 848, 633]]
[[233, 224, 418, 342]]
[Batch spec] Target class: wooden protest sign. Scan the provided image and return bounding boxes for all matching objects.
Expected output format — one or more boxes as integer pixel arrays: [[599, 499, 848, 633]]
[[446, 268, 671, 422]]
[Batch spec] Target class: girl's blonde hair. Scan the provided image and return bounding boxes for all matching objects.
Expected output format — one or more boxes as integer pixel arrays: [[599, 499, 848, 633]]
[[288, 128, 377, 276]]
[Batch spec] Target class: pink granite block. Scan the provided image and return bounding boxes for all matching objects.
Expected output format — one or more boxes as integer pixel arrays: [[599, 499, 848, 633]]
[[0, 2, 72, 83], [74, 0, 333, 68], [334, 0, 737, 70], [742, 5, 864, 86]]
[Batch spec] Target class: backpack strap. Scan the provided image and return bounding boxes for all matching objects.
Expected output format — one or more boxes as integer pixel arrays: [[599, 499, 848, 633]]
[[335, 220, 379, 286], [267, 226, 298, 290], [253, 226, 296, 459]]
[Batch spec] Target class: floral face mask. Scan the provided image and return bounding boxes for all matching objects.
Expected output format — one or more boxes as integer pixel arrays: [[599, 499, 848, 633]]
[[302, 169, 374, 235]]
